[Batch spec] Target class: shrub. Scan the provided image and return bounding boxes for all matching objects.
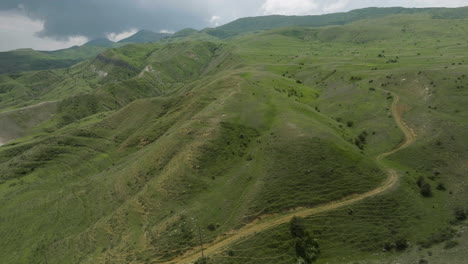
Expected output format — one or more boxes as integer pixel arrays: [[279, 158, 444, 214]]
[[395, 238, 409, 251], [349, 76, 362, 81], [436, 183, 446, 191], [419, 227, 456, 248], [383, 237, 408, 252], [420, 183, 433, 197], [194, 258, 207, 264], [295, 237, 320, 264], [444, 240, 459, 249], [454, 208, 467, 221], [417, 177, 432, 197], [417, 176, 425, 187], [290, 217, 307, 238], [207, 223, 216, 231]]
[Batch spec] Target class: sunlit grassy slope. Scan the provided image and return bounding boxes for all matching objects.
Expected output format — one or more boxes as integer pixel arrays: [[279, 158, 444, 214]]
[[0, 7, 467, 264], [119, 30, 172, 44], [0, 41, 124, 74]]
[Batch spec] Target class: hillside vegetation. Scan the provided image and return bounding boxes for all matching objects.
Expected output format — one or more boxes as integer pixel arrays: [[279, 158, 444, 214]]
[[202, 6, 468, 38], [119, 30, 172, 44], [0, 41, 123, 74], [0, 7, 467, 264]]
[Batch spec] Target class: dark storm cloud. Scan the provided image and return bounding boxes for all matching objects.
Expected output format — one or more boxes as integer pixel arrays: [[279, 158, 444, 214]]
[[0, 0, 466, 41], [0, 0, 230, 39]]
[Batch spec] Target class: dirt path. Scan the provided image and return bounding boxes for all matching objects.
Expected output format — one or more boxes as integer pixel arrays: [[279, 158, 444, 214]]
[[159, 91, 416, 264], [0, 100, 58, 115]]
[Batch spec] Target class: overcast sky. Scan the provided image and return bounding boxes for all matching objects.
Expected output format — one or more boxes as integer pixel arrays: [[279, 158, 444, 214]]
[[0, 0, 467, 51]]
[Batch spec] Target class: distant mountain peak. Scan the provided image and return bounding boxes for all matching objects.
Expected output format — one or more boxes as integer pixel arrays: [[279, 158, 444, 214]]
[[118, 30, 172, 44]]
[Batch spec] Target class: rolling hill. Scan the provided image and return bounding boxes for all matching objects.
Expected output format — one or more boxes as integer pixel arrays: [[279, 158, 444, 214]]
[[0, 39, 122, 74], [202, 6, 468, 38], [0, 7, 467, 264]]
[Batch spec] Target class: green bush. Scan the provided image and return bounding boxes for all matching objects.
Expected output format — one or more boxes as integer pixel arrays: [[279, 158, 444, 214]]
[[454, 208, 467, 221], [416, 177, 433, 197], [290, 217, 320, 264]]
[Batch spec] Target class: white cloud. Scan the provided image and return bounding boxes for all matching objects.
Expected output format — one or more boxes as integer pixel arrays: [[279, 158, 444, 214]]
[[323, 0, 350, 13], [410, 0, 468, 7], [106, 28, 138, 42], [210, 15, 222, 26], [0, 12, 87, 51], [262, 0, 319, 15], [159, 29, 175, 33]]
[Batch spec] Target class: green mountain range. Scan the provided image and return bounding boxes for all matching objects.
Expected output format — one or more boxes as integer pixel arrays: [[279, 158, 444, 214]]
[[0, 7, 467, 264], [0, 29, 170, 75], [0, 40, 123, 74]]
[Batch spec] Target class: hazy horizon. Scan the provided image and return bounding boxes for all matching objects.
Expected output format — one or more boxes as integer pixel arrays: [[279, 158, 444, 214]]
[[0, 0, 467, 51]]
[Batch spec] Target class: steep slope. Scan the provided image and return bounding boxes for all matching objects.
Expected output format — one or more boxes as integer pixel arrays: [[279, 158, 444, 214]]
[[0, 41, 222, 145], [161, 90, 415, 264]]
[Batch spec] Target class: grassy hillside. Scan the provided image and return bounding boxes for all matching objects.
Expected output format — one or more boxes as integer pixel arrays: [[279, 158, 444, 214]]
[[119, 30, 172, 44], [0, 7, 467, 264], [0, 41, 122, 74], [203, 6, 468, 38]]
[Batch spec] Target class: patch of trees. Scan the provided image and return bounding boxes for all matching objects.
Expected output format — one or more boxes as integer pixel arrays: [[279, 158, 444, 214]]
[[288, 88, 303, 98], [274, 87, 304, 99], [386, 57, 399, 63], [290, 217, 320, 264]]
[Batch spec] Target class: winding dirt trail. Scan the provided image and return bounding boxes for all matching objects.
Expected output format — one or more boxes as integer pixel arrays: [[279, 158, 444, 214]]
[[0, 100, 58, 115], [160, 91, 416, 264]]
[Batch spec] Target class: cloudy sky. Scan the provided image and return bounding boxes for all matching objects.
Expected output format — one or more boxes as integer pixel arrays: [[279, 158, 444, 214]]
[[0, 0, 467, 51]]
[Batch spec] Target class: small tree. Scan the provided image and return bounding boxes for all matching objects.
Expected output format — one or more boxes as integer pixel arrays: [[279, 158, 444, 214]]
[[290, 217, 320, 264]]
